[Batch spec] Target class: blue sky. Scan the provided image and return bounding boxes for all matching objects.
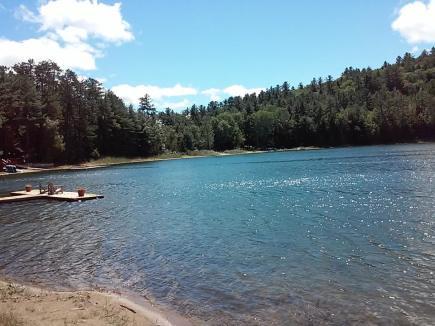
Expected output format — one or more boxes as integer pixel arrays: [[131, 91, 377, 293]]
[[0, 0, 434, 110]]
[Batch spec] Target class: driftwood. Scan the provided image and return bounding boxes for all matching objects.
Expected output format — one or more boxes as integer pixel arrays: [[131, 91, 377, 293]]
[[120, 304, 136, 314]]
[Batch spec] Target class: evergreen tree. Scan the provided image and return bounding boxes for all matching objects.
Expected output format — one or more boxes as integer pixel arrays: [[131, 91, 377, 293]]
[[138, 94, 156, 116], [0, 50, 434, 163]]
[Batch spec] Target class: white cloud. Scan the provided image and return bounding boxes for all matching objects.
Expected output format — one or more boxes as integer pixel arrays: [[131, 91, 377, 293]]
[[223, 85, 265, 97], [202, 85, 264, 101], [36, 0, 133, 44], [160, 99, 191, 110], [202, 88, 221, 101], [112, 83, 198, 106], [0, 37, 97, 70], [1, 0, 133, 70], [392, 0, 435, 43], [111, 83, 265, 110], [56, 26, 89, 44]]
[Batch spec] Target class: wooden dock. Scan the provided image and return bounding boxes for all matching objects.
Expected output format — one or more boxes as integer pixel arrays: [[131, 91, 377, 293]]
[[0, 189, 104, 204]]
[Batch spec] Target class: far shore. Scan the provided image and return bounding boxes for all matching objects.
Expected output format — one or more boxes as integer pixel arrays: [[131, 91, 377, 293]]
[[0, 147, 320, 178], [2, 141, 432, 178], [0, 278, 193, 326]]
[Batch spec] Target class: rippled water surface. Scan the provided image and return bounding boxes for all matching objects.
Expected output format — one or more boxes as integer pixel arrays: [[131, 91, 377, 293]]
[[1, 144, 434, 325]]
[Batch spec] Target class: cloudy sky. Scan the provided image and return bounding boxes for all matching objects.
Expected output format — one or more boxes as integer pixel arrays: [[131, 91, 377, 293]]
[[0, 0, 434, 110]]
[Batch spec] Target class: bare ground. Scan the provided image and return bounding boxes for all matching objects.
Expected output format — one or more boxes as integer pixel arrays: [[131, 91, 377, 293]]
[[0, 280, 170, 326]]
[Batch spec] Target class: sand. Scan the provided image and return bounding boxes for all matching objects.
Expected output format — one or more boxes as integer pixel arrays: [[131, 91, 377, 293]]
[[0, 280, 190, 326]]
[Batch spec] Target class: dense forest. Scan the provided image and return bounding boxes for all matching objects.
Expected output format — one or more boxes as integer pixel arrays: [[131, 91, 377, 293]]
[[0, 49, 434, 163]]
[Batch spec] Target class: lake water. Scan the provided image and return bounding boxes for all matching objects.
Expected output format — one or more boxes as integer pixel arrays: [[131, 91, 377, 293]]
[[0, 144, 434, 325]]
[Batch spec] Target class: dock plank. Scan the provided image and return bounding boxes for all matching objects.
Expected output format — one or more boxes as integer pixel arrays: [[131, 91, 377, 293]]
[[10, 190, 41, 196], [0, 194, 45, 203], [48, 192, 104, 202], [0, 189, 103, 204]]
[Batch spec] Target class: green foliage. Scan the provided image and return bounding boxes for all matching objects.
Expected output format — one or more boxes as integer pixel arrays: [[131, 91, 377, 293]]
[[138, 94, 156, 116], [212, 112, 244, 150], [0, 49, 434, 163], [251, 109, 276, 148]]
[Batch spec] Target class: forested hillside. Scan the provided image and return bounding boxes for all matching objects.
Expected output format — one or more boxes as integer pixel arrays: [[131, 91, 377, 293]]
[[1, 49, 434, 163]]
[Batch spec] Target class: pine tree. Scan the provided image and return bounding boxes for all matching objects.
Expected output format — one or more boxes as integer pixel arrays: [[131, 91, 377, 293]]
[[139, 94, 156, 116]]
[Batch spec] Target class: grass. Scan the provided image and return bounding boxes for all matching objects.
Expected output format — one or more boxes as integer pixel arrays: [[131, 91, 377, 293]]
[[85, 149, 247, 166], [85, 147, 318, 167]]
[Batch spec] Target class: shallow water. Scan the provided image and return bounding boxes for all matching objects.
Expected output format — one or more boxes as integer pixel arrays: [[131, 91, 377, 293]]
[[0, 144, 434, 325]]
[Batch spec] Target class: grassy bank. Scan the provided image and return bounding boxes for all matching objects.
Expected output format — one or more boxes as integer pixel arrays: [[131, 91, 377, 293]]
[[83, 149, 262, 167], [0, 147, 322, 177], [0, 149, 263, 177]]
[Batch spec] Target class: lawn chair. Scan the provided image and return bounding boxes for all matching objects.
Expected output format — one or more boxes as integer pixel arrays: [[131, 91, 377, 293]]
[[54, 185, 64, 194], [40, 183, 64, 195]]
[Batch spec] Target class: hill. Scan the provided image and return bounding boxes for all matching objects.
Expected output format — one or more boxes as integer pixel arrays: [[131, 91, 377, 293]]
[[0, 49, 434, 163]]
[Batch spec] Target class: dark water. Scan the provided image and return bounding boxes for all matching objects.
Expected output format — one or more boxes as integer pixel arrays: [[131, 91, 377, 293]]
[[0, 144, 434, 325]]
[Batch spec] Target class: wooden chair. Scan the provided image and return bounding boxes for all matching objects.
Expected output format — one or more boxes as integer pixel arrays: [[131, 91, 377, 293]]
[[40, 183, 63, 195], [39, 183, 47, 194]]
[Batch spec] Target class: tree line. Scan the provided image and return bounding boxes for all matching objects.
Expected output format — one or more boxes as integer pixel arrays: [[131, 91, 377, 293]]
[[0, 49, 434, 163]]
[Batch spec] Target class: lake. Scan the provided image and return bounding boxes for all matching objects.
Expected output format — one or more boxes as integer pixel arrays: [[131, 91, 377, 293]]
[[0, 144, 434, 325]]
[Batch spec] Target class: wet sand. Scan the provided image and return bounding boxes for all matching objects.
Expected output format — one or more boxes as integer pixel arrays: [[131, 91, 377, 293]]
[[0, 279, 192, 326]]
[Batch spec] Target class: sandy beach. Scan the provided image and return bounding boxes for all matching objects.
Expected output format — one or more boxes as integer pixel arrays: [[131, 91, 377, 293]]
[[0, 279, 192, 326]]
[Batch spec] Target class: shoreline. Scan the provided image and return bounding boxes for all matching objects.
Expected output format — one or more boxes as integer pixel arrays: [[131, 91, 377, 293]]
[[2, 141, 432, 178], [0, 277, 193, 326], [0, 147, 319, 178], [0, 147, 317, 322]]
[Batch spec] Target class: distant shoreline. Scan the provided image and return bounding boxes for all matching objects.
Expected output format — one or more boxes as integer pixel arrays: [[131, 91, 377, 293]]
[[2, 141, 432, 178], [0, 147, 320, 178]]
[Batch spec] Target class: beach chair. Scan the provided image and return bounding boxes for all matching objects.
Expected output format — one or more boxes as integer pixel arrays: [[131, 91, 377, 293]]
[[39, 183, 46, 194], [48, 183, 64, 195], [54, 185, 64, 194], [40, 183, 64, 195]]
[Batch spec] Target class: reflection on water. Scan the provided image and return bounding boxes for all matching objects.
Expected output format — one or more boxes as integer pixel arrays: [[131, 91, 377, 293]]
[[0, 144, 434, 325]]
